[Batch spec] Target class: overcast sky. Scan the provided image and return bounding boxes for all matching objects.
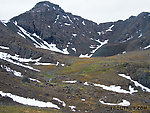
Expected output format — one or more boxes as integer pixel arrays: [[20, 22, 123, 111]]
[[0, 0, 150, 23]]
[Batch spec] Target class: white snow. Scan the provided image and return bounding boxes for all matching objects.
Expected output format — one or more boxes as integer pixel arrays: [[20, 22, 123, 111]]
[[1, 65, 23, 77], [0, 91, 60, 109], [63, 81, 77, 84], [62, 48, 69, 54], [0, 51, 41, 63], [122, 36, 133, 43], [91, 39, 108, 54], [61, 64, 65, 66], [1, 20, 8, 26], [64, 23, 71, 26], [122, 51, 126, 54], [89, 45, 96, 49], [53, 7, 56, 10], [105, 25, 114, 32], [129, 85, 138, 94], [79, 54, 92, 58], [17, 32, 26, 38], [144, 45, 150, 50], [99, 99, 130, 106], [0, 46, 9, 50], [56, 61, 59, 66], [97, 32, 101, 35], [84, 82, 89, 86], [14, 21, 70, 55], [90, 38, 94, 40], [29, 78, 41, 83], [67, 15, 73, 23], [63, 15, 67, 19], [69, 106, 76, 112], [72, 34, 77, 37], [72, 48, 76, 52], [138, 33, 142, 38], [118, 74, 150, 92], [54, 15, 59, 23], [82, 21, 85, 25], [53, 97, 66, 107], [32, 33, 41, 40], [93, 83, 135, 94], [0, 52, 40, 72], [81, 99, 85, 101], [34, 62, 56, 66], [43, 4, 49, 7]]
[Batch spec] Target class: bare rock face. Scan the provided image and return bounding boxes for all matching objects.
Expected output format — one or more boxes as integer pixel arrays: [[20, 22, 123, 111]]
[[9, 1, 101, 56], [2, 1, 150, 57]]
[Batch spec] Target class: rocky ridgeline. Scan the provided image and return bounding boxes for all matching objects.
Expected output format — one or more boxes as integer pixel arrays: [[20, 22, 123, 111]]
[[1, 1, 150, 57]]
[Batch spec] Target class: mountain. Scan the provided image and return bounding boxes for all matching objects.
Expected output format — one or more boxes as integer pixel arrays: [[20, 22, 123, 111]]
[[94, 12, 150, 56], [4, 1, 150, 57], [0, 1, 150, 113], [7, 1, 101, 57]]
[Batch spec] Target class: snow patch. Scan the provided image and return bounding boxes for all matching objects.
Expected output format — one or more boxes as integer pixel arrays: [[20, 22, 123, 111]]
[[1, 65, 23, 77], [82, 21, 85, 25], [53, 7, 56, 10], [63, 81, 77, 84], [43, 4, 49, 7], [34, 62, 57, 66], [89, 45, 96, 49], [138, 33, 142, 38], [0, 52, 40, 72], [29, 78, 41, 83], [122, 51, 126, 54], [63, 15, 67, 19], [91, 39, 108, 54], [79, 54, 92, 58], [144, 45, 150, 50], [93, 83, 136, 94], [0, 91, 60, 109], [69, 106, 76, 112], [0, 46, 9, 50], [72, 34, 77, 37], [53, 97, 66, 107], [106, 25, 114, 32], [54, 15, 59, 24], [97, 32, 101, 35], [72, 48, 76, 52], [81, 99, 85, 101], [14, 21, 69, 55], [17, 32, 26, 38], [122, 36, 133, 43], [99, 99, 130, 106], [0, 20, 9, 26], [118, 74, 150, 92], [84, 82, 89, 86], [67, 15, 73, 23], [64, 23, 71, 26]]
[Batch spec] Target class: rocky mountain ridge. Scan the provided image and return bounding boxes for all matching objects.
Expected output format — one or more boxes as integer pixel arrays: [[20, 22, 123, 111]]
[[2, 1, 149, 58]]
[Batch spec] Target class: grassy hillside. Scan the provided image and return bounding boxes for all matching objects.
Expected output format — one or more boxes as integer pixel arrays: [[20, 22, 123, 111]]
[[0, 50, 150, 113]]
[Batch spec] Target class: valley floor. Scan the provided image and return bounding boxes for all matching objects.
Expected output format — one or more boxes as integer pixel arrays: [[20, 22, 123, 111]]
[[0, 50, 150, 113]]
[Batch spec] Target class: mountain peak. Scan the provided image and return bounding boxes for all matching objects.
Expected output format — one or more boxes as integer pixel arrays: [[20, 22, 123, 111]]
[[30, 1, 63, 13]]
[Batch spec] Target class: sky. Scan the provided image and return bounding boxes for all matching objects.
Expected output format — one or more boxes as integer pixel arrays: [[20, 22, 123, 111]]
[[0, 0, 150, 23]]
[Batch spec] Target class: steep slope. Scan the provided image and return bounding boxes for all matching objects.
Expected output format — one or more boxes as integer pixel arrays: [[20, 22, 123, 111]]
[[8, 1, 105, 57], [6, 1, 150, 57], [94, 12, 150, 56]]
